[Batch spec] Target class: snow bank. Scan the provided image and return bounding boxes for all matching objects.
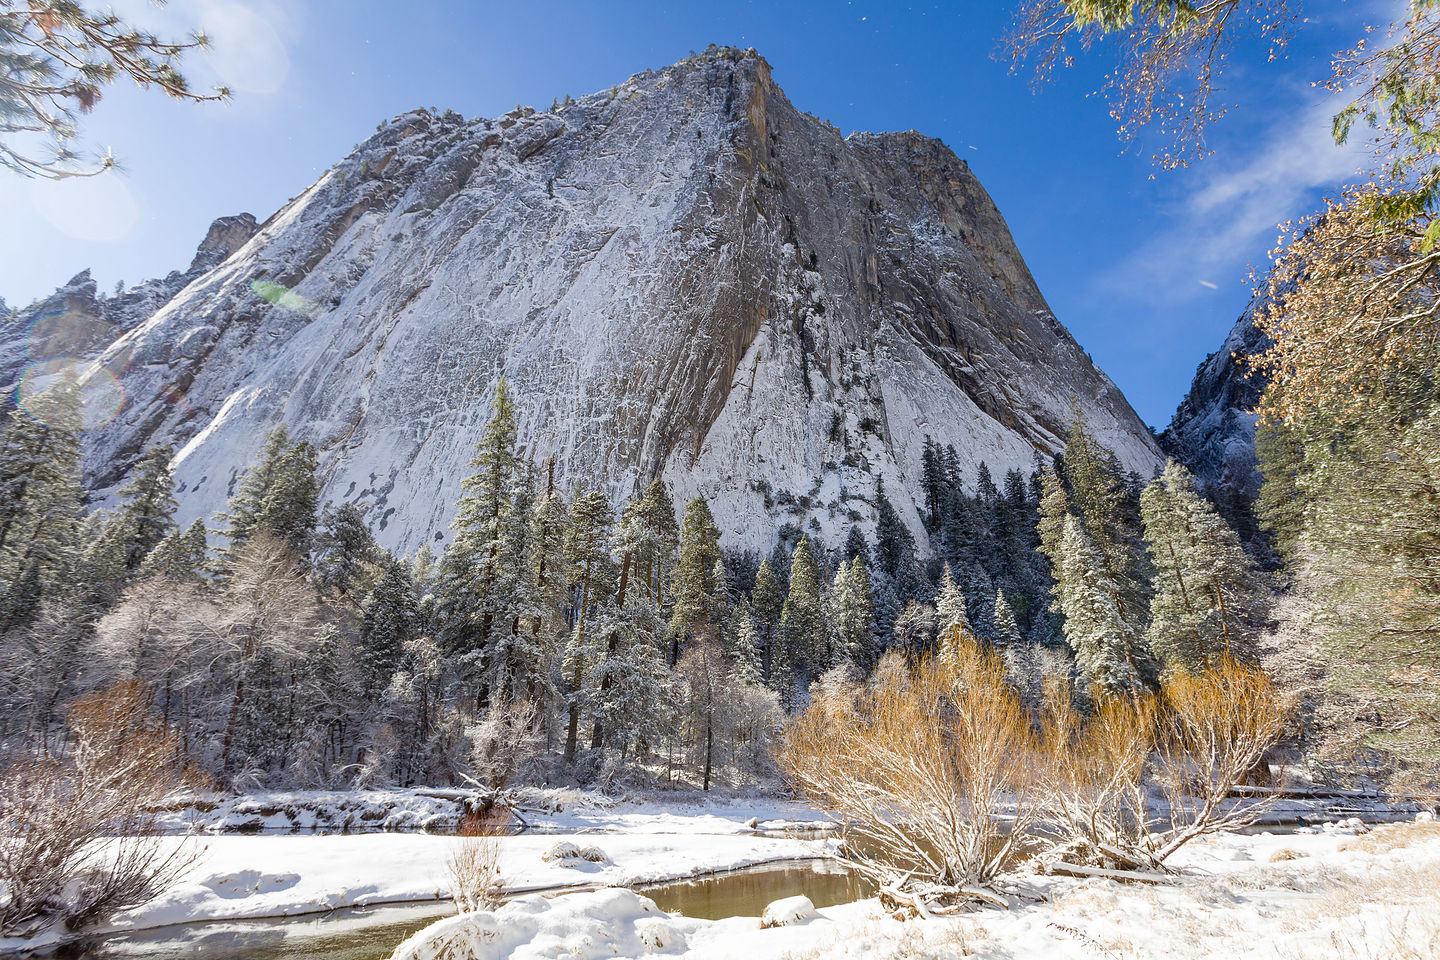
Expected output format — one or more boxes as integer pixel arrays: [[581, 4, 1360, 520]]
[[93, 825, 830, 933], [389, 889, 672, 960], [383, 815, 1440, 960], [759, 894, 817, 928]]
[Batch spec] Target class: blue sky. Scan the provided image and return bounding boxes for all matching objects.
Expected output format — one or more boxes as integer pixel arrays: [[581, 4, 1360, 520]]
[[0, 1, 1383, 426]]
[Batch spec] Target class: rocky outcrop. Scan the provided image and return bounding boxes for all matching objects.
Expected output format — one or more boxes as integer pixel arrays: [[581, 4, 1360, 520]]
[[1, 214, 258, 400], [4, 48, 1161, 554], [1159, 299, 1270, 506]]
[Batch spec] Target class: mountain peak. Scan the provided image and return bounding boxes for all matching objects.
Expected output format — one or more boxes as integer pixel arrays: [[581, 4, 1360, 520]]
[[15, 54, 1160, 555]]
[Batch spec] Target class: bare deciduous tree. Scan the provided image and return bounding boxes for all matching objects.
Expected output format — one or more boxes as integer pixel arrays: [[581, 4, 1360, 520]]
[[0, 682, 200, 937]]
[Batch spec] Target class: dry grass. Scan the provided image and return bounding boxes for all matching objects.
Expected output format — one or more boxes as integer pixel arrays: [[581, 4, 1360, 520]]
[[1337, 821, 1440, 855], [777, 916, 976, 960], [1296, 859, 1440, 960], [445, 817, 504, 913]]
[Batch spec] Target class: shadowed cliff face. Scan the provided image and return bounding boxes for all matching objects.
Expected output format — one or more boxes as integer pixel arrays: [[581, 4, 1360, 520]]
[[1160, 299, 1270, 505], [6, 48, 1160, 554]]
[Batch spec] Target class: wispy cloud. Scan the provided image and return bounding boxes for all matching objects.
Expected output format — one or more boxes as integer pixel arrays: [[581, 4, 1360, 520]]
[[1094, 90, 1367, 306]]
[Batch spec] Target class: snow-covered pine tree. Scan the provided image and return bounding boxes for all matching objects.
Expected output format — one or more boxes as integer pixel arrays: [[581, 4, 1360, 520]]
[[993, 587, 1022, 646], [1055, 514, 1144, 695], [437, 378, 523, 703], [874, 480, 923, 600], [71, 510, 129, 611], [615, 478, 678, 609], [522, 461, 569, 663], [669, 497, 723, 649], [934, 563, 971, 637], [710, 557, 733, 625], [360, 557, 419, 701], [223, 426, 320, 559], [1141, 460, 1269, 668], [832, 558, 874, 670], [0, 378, 84, 589], [751, 556, 785, 680], [313, 502, 381, 599], [140, 518, 209, 580], [1057, 411, 1151, 642], [584, 602, 671, 763], [489, 466, 555, 705], [111, 444, 179, 573], [561, 487, 614, 762], [776, 534, 824, 708], [725, 596, 764, 687], [842, 526, 871, 566]]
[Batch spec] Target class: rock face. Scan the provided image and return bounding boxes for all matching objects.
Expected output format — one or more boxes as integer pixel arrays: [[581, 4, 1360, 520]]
[[3, 48, 1161, 555], [1159, 299, 1270, 505], [1, 213, 258, 401]]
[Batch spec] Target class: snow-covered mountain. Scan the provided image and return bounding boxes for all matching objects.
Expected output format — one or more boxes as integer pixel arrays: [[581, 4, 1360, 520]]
[[4, 47, 1161, 555], [1159, 299, 1270, 506]]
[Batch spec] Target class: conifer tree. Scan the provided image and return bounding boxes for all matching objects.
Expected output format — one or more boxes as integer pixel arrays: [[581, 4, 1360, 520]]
[[562, 488, 613, 762], [111, 444, 178, 572], [0, 379, 84, 588], [725, 597, 764, 687], [140, 518, 209, 580], [0, 558, 42, 631], [489, 466, 554, 705], [1057, 412, 1151, 640], [874, 480, 922, 599], [224, 426, 320, 558], [1141, 460, 1268, 668], [669, 497, 723, 647], [832, 558, 874, 669], [314, 502, 381, 599], [842, 526, 871, 566], [615, 478, 679, 608], [72, 512, 129, 611], [993, 587, 1022, 646], [437, 379, 522, 698], [750, 556, 785, 669], [525, 462, 570, 641], [1056, 515, 1145, 694], [934, 563, 971, 637], [776, 534, 824, 707], [360, 557, 419, 701]]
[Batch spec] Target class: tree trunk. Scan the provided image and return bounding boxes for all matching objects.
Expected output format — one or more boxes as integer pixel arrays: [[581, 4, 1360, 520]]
[[703, 716, 713, 792]]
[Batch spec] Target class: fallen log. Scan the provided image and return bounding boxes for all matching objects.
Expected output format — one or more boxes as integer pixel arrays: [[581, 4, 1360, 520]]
[[1043, 861, 1180, 884]]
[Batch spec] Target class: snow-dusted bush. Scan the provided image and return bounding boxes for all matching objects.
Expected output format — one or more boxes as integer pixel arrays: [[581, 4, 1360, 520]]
[[0, 683, 199, 937], [540, 840, 608, 863], [1037, 658, 1297, 871], [779, 630, 1040, 910], [446, 822, 504, 913]]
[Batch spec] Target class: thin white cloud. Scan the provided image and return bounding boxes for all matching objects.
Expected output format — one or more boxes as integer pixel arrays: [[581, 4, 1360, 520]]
[[1094, 90, 1366, 306]]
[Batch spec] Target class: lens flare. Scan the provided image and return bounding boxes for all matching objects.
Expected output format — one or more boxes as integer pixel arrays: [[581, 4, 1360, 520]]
[[250, 278, 321, 317], [17, 359, 126, 431], [27, 310, 122, 362]]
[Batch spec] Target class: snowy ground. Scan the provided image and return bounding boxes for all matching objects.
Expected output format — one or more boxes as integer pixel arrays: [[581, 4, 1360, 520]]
[[7, 793, 1438, 958], [0, 792, 836, 954], [390, 815, 1440, 960]]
